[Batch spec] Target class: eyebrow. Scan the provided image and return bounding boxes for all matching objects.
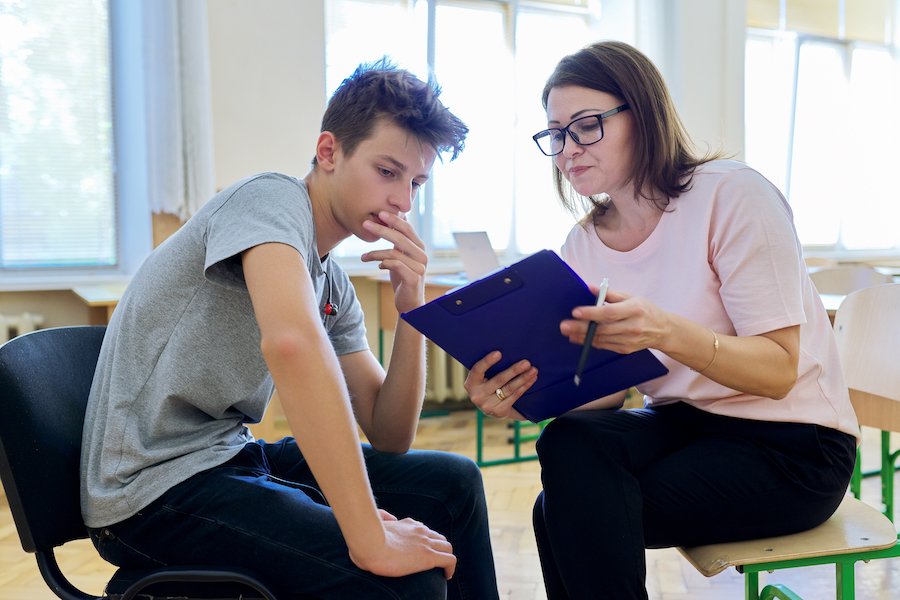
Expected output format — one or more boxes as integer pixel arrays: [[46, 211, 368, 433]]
[[548, 108, 605, 126]]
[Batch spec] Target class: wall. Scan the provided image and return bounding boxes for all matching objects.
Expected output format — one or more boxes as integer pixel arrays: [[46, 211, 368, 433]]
[[206, 0, 326, 189]]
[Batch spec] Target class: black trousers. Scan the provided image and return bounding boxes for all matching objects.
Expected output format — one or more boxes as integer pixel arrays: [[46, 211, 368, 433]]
[[532, 402, 857, 600]]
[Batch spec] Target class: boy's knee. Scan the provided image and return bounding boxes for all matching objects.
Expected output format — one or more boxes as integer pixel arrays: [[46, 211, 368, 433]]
[[395, 567, 447, 600], [436, 452, 485, 494]]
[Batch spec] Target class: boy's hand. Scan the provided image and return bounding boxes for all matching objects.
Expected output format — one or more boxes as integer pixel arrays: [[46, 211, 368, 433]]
[[360, 211, 427, 314], [348, 512, 457, 580]]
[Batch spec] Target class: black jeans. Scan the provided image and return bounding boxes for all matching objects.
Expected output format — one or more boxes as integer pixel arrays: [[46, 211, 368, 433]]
[[532, 402, 857, 600], [89, 438, 499, 600]]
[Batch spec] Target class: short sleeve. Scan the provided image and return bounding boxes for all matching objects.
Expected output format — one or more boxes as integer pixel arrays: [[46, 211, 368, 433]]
[[709, 168, 806, 336], [203, 174, 311, 290]]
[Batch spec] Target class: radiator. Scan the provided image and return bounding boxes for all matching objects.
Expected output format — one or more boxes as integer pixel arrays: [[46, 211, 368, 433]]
[[426, 341, 468, 403], [0, 312, 45, 344]]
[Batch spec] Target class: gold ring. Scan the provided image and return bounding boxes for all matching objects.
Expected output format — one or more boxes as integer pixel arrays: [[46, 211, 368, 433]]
[[495, 387, 506, 401]]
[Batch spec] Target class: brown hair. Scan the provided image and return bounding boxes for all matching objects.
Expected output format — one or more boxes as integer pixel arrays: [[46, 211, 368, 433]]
[[315, 58, 468, 165], [541, 41, 721, 222]]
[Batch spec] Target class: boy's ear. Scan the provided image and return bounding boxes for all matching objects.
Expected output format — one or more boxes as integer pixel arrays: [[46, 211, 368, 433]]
[[314, 131, 340, 171]]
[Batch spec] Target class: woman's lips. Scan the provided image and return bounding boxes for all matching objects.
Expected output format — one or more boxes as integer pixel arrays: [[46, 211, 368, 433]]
[[568, 165, 589, 178]]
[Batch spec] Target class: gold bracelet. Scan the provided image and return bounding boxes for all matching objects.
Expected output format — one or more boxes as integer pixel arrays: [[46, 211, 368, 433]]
[[697, 330, 719, 374]]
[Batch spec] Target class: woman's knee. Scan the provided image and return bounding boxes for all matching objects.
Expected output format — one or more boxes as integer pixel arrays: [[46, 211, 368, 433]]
[[535, 413, 600, 466]]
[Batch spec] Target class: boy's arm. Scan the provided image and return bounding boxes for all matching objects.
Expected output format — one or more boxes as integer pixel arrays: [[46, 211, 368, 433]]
[[342, 211, 430, 452], [242, 242, 454, 578]]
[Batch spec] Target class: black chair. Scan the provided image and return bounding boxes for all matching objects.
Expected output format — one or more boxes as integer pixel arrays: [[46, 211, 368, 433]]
[[0, 326, 280, 600]]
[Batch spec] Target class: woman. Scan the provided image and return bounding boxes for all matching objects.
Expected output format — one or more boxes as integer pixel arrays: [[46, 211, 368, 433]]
[[464, 41, 858, 599]]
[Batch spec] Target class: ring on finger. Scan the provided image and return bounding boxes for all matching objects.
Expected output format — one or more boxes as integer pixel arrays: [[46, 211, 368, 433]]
[[495, 387, 506, 401]]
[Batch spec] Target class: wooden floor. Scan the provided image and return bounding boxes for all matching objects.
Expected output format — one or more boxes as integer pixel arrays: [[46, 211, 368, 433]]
[[2, 410, 899, 599]]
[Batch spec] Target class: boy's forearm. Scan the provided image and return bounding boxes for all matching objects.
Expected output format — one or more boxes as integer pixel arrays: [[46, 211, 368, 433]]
[[266, 337, 386, 559], [367, 320, 427, 450]]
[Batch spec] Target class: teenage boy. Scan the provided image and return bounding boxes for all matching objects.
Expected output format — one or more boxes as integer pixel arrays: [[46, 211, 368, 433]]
[[80, 60, 499, 599]]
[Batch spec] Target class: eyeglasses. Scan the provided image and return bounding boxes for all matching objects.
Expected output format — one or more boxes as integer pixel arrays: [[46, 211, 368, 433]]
[[532, 104, 630, 156]]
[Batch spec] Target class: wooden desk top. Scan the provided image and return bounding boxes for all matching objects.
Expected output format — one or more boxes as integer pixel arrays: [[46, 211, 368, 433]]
[[71, 283, 128, 306]]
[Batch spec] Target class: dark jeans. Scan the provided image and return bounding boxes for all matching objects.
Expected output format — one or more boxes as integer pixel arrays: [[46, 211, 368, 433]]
[[89, 438, 499, 600], [532, 402, 857, 600]]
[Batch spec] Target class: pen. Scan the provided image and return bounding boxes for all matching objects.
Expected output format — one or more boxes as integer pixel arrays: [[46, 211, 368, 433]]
[[573, 277, 609, 387]]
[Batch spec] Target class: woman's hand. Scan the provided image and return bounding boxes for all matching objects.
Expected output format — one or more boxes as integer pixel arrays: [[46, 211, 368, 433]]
[[464, 351, 537, 420], [560, 288, 673, 355]]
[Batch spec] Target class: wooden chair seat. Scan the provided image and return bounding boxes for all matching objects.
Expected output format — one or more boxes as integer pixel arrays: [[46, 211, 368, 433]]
[[679, 496, 898, 577]]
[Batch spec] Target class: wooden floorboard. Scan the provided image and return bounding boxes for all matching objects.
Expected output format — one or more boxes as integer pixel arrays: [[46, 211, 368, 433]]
[[2, 411, 898, 598]]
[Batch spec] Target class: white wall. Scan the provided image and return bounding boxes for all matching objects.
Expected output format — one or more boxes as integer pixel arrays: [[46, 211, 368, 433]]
[[206, 0, 326, 189], [631, 0, 746, 159]]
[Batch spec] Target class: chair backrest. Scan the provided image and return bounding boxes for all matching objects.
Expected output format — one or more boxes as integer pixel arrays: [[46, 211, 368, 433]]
[[809, 265, 894, 295], [832, 283, 900, 433], [0, 326, 106, 553], [803, 256, 839, 268]]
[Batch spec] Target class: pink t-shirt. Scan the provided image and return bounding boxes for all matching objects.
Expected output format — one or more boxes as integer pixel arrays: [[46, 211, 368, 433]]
[[561, 160, 859, 439]]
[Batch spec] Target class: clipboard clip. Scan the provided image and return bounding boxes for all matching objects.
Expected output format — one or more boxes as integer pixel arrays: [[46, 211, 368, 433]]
[[437, 269, 524, 315]]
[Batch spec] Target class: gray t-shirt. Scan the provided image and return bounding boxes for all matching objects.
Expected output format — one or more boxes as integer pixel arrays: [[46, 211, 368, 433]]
[[80, 173, 368, 528]]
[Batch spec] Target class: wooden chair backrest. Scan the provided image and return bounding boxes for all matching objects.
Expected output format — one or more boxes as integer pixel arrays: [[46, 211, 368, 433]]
[[810, 266, 894, 295], [832, 283, 900, 432]]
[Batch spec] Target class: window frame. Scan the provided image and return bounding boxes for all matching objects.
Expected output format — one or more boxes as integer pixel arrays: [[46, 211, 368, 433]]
[[0, 0, 153, 291], [745, 26, 900, 258]]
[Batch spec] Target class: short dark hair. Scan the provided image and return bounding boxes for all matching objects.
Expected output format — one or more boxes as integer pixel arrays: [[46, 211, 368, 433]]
[[541, 41, 720, 220], [316, 58, 468, 165]]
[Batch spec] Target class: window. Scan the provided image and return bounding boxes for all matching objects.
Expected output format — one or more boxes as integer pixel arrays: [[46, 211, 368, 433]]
[[0, 0, 117, 270], [325, 0, 600, 259], [745, 0, 900, 254]]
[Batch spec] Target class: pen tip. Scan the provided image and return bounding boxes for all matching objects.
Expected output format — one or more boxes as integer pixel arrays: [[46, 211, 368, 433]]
[[573, 375, 581, 387]]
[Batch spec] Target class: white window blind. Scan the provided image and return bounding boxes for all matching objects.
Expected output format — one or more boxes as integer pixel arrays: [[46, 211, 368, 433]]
[[0, 0, 116, 270]]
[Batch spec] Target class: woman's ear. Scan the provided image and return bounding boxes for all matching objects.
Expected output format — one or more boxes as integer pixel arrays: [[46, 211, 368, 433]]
[[314, 131, 340, 171]]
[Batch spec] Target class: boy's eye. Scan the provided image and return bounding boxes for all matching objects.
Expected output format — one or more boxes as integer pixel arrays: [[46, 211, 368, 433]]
[[378, 167, 394, 178]]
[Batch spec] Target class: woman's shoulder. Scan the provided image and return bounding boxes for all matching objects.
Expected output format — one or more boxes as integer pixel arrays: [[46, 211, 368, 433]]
[[694, 159, 764, 180], [691, 160, 784, 201]]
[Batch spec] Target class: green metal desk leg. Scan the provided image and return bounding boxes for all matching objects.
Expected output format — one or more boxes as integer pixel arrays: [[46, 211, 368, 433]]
[[883, 430, 900, 522], [512, 422, 521, 459], [836, 559, 855, 600], [850, 447, 862, 500], [745, 571, 760, 600]]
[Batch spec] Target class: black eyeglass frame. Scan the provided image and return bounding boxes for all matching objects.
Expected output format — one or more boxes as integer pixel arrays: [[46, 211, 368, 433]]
[[532, 104, 630, 156]]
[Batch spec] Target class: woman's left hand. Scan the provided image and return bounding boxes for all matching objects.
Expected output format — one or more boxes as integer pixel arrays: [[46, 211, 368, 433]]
[[464, 351, 538, 420], [560, 288, 673, 355]]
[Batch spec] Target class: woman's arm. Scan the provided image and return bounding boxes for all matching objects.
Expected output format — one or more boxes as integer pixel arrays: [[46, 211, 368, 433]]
[[562, 289, 800, 400]]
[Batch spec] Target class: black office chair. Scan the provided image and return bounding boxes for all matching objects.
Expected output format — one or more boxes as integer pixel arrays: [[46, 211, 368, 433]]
[[0, 326, 280, 600]]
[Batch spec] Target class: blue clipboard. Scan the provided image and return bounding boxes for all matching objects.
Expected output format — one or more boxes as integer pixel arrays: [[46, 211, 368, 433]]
[[400, 250, 669, 422]]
